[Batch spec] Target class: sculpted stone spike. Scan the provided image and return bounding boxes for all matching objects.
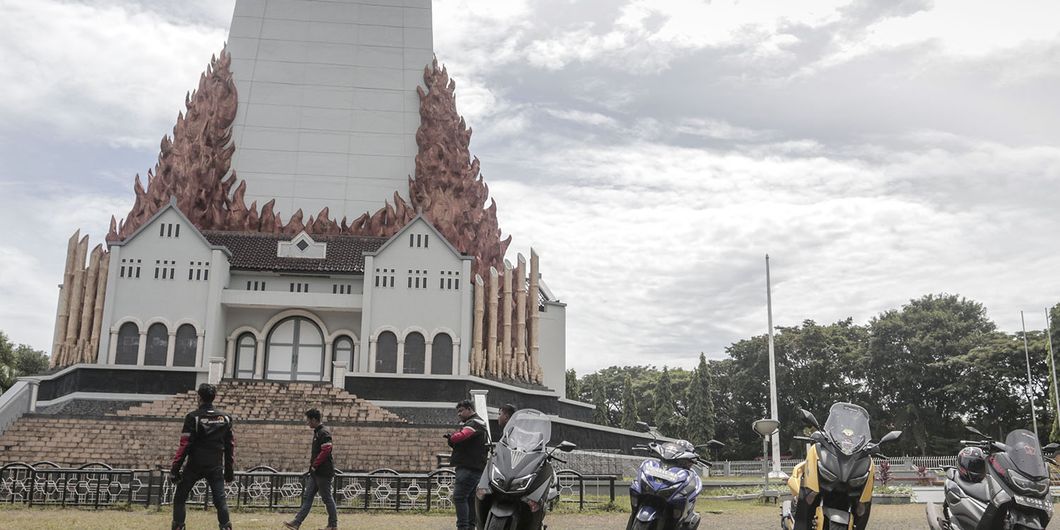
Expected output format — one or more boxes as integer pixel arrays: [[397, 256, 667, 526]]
[[515, 254, 528, 380], [487, 267, 499, 378], [90, 251, 110, 364], [529, 249, 542, 384], [472, 275, 485, 377], [502, 260, 513, 379]]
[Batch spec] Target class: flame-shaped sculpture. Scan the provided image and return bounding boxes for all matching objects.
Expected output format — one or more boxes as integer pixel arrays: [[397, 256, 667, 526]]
[[107, 50, 508, 277]]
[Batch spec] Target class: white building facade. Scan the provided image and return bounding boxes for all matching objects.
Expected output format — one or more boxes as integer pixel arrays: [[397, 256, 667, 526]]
[[93, 203, 566, 392]]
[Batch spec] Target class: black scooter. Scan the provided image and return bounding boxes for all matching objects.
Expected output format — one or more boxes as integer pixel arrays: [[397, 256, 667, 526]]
[[926, 426, 1058, 530], [477, 409, 576, 530]]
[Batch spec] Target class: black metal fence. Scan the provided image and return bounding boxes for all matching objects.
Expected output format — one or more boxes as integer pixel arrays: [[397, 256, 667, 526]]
[[0, 462, 620, 512]]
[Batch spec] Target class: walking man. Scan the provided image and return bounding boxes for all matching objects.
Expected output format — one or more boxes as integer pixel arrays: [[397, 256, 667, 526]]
[[447, 399, 488, 530], [170, 383, 235, 530], [284, 409, 338, 530]]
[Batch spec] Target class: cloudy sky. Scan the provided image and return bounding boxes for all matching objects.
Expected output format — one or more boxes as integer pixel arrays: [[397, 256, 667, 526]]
[[1, 0, 1058, 374]]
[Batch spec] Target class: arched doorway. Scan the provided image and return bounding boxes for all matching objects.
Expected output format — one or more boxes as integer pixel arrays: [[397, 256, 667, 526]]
[[265, 317, 325, 381]]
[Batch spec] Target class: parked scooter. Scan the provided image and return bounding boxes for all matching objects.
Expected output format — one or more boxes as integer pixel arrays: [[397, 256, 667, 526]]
[[925, 426, 1058, 530], [476, 409, 576, 530], [627, 421, 724, 530], [781, 402, 902, 530]]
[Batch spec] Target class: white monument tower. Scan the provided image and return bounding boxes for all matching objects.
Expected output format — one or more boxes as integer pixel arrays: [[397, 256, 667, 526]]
[[224, 0, 434, 220]]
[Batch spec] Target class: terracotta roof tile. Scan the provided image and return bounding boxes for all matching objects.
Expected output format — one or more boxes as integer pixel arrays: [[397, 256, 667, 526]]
[[202, 231, 386, 274]]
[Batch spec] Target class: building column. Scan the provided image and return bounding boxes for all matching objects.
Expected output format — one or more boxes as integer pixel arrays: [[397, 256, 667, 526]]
[[368, 338, 377, 373], [107, 330, 118, 364], [254, 338, 266, 379], [424, 341, 433, 375], [208, 356, 225, 384], [396, 340, 405, 374], [323, 342, 334, 382], [136, 330, 147, 366], [224, 338, 236, 378], [166, 331, 177, 367], [454, 338, 462, 375], [195, 332, 205, 368]]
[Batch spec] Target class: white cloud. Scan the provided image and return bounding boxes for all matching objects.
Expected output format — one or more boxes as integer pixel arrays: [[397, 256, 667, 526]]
[[0, 0, 233, 148]]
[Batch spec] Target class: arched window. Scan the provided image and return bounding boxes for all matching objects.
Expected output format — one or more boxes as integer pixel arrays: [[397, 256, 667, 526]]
[[375, 331, 397, 373], [115, 322, 140, 365], [266, 317, 325, 381], [431, 333, 453, 375], [333, 336, 354, 367], [174, 324, 197, 367], [144, 323, 168, 366], [235, 332, 256, 378], [403, 332, 425, 374]]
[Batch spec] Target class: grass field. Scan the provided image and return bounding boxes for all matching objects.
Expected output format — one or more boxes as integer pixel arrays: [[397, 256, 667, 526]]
[[5, 501, 1059, 530]]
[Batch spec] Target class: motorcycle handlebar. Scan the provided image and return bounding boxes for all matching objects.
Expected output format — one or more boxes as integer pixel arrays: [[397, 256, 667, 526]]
[[551, 456, 567, 464]]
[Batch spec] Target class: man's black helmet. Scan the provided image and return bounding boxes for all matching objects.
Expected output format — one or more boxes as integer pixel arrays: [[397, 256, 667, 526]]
[[957, 446, 986, 483]]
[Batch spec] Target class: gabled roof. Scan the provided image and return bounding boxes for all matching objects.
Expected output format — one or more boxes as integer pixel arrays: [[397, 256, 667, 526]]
[[109, 199, 231, 257], [203, 231, 386, 274], [365, 214, 471, 260]]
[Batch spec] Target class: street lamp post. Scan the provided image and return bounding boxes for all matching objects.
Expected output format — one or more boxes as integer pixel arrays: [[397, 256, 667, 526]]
[[754, 418, 780, 496]]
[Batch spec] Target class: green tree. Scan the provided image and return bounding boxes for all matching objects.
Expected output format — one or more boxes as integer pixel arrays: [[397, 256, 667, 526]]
[[654, 367, 684, 437], [621, 374, 639, 430], [0, 332, 48, 393], [565, 369, 580, 399], [865, 294, 995, 455], [591, 377, 612, 426], [685, 353, 716, 444], [1048, 304, 1060, 442]]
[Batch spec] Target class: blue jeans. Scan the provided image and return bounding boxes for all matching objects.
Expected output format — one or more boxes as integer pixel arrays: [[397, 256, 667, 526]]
[[172, 467, 230, 529], [454, 467, 482, 529], [292, 473, 338, 527]]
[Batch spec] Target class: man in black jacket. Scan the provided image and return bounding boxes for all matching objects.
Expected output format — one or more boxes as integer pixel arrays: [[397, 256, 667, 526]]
[[170, 383, 235, 530], [447, 399, 488, 530], [284, 409, 338, 530]]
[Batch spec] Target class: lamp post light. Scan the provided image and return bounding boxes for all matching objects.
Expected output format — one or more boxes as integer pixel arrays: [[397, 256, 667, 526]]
[[753, 418, 780, 496]]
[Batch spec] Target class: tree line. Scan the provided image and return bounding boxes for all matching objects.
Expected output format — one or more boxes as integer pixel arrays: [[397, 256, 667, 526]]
[[567, 294, 1060, 459], [0, 331, 49, 393]]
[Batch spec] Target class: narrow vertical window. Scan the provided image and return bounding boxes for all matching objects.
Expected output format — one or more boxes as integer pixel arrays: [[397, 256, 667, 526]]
[[247, 281, 252, 290], [455, 279, 460, 290], [203, 270, 208, 281], [439, 277, 444, 289], [448, 278, 452, 289], [410, 233, 415, 247], [408, 277, 412, 288], [167, 224, 173, 237], [160, 225, 165, 237], [175, 225, 180, 238], [416, 234, 422, 247], [424, 235, 429, 248]]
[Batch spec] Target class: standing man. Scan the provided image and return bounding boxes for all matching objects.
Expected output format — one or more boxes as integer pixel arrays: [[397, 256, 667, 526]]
[[447, 399, 488, 530], [170, 383, 235, 530], [284, 409, 338, 530], [497, 404, 517, 430]]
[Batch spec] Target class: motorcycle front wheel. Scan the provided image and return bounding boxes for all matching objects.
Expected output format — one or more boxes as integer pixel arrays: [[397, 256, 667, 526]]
[[486, 514, 512, 530]]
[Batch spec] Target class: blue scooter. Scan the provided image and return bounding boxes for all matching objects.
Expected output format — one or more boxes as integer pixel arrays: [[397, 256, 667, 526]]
[[627, 422, 724, 530]]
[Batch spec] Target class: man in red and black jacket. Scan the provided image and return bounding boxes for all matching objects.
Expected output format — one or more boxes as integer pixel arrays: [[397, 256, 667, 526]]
[[284, 409, 338, 530], [170, 383, 235, 530], [447, 399, 489, 530]]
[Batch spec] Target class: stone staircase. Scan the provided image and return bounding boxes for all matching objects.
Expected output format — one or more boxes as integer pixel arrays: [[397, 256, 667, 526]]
[[116, 380, 404, 423], [0, 381, 451, 472]]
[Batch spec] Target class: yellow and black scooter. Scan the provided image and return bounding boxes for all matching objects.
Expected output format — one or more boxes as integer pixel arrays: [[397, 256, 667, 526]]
[[780, 403, 901, 530]]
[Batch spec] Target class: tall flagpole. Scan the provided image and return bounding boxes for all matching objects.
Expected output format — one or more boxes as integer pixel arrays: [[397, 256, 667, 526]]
[[766, 255, 781, 474], [1046, 309, 1060, 440], [1021, 311, 1039, 439]]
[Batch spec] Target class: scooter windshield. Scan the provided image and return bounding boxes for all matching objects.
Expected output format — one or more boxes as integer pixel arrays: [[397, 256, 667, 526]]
[[823, 402, 871, 456], [502, 409, 551, 452], [1004, 429, 1048, 479]]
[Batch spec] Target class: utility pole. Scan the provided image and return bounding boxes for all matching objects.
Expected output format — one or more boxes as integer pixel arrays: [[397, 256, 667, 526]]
[[765, 255, 781, 474], [1021, 311, 1039, 439]]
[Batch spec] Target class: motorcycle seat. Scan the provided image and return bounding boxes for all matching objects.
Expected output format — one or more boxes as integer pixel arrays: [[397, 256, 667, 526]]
[[946, 468, 990, 502]]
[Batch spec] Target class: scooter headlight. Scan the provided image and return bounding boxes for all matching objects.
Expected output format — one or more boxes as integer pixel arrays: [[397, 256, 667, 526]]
[[818, 463, 838, 483], [509, 473, 535, 492], [490, 465, 505, 488], [1008, 469, 1050, 496]]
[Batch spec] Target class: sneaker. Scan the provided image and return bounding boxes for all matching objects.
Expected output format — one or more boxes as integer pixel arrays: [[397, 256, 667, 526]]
[[283, 523, 299, 530]]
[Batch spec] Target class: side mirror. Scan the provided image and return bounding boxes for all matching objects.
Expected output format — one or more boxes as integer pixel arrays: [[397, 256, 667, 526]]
[[965, 425, 987, 438], [557, 441, 577, 452], [799, 408, 820, 429], [635, 421, 651, 433], [879, 431, 902, 444], [810, 431, 827, 444], [1044, 443, 1059, 454]]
